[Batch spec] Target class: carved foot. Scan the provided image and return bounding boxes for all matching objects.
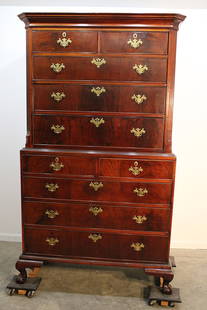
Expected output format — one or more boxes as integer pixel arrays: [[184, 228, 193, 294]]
[[15, 259, 43, 284], [145, 267, 174, 295]]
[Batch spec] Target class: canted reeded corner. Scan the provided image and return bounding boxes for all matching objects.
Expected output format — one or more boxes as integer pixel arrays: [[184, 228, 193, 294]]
[[13, 12, 185, 301]]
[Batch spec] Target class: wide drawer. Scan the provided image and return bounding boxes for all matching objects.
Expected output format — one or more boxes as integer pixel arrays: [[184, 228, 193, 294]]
[[33, 115, 164, 150], [21, 154, 96, 176], [34, 84, 166, 114], [100, 31, 168, 54], [24, 227, 169, 262], [32, 30, 98, 52], [22, 177, 172, 204], [33, 56, 167, 82], [23, 201, 170, 232]]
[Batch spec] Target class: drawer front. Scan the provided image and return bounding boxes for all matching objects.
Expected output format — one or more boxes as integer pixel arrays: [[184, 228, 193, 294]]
[[33, 56, 167, 82], [100, 31, 168, 54], [33, 115, 164, 150], [24, 227, 169, 262], [23, 201, 170, 232], [22, 154, 96, 176], [22, 177, 172, 204], [32, 30, 98, 52], [34, 84, 166, 114], [100, 158, 174, 179]]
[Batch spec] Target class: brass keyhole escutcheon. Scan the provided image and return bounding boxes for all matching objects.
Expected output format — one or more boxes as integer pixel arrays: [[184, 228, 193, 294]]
[[127, 33, 143, 49], [131, 242, 144, 252], [88, 233, 102, 243], [50, 157, 64, 171], [57, 32, 72, 47], [129, 161, 143, 176], [89, 206, 103, 216], [133, 187, 148, 197], [89, 182, 104, 191], [91, 87, 106, 97]]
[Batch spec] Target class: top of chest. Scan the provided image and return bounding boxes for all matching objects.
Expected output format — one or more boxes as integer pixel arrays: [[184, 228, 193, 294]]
[[18, 13, 185, 30]]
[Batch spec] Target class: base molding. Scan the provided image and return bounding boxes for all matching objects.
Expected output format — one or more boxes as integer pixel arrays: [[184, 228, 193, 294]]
[[0, 233, 21, 242]]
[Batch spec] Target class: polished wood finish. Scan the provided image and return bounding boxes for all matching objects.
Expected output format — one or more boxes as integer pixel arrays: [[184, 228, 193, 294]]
[[33, 84, 166, 114], [17, 13, 185, 295], [32, 30, 98, 52], [24, 227, 169, 262], [33, 114, 164, 150], [23, 201, 170, 231]]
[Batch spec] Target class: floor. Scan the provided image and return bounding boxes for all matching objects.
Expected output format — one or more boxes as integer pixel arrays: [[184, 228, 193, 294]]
[[0, 241, 207, 310]]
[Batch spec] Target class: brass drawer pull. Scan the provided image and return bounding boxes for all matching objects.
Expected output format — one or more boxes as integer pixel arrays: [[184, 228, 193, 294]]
[[51, 125, 65, 134], [91, 58, 106, 68], [45, 183, 59, 192], [90, 117, 105, 128], [131, 128, 146, 138], [132, 215, 147, 224], [131, 242, 144, 252], [129, 161, 143, 176], [51, 92, 66, 103], [57, 32, 72, 48], [133, 64, 148, 75], [50, 63, 65, 73], [127, 33, 143, 49], [88, 233, 102, 243], [46, 237, 59, 246], [89, 206, 103, 216], [89, 182, 103, 191], [50, 157, 64, 171], [133, 187, 148, 197], [91, 87, 106, 96], [45, 209, 59, 219], [131, 94, 147, 105]]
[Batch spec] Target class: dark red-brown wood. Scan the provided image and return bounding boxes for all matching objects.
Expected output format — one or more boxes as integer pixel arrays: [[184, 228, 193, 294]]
[[17, 12, 185, 295], [23, 201, 170, 232], [33, 84, 166, 114]]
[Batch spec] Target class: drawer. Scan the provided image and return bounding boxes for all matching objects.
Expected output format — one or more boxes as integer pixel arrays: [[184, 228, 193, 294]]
[[21, 154, 96, 176], [33, 56, 167, 82], [34, 84, 166, 114], [100, 31, 168, 54], [23, 201, 170, 232], [100, 158, 174, 179], [22, 177, 172, 204], [24, 227, 169, 262], [32, 30, 98, 52], [33, 115, 164, 150]]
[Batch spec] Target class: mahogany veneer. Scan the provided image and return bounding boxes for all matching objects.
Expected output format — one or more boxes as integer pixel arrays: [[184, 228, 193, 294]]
[[16, 13, 185, 297]]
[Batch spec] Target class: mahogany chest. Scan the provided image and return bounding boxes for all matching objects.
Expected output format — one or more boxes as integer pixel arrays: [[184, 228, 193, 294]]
[[16, 12, 185, 295]]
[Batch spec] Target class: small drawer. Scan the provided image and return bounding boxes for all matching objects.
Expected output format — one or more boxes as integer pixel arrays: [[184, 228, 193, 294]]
[[33, 115, 164, 151], [33, 55, 167, 83], [32, 30, 98, 52], [100, 158, 174, 179], [24, 227, 169, 262], [23, 201, 170, 232], [100, 31, 168, 54], [21, 154, 96, 176], [22, 177, 172, 204], [34, 84, 166, 114]]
